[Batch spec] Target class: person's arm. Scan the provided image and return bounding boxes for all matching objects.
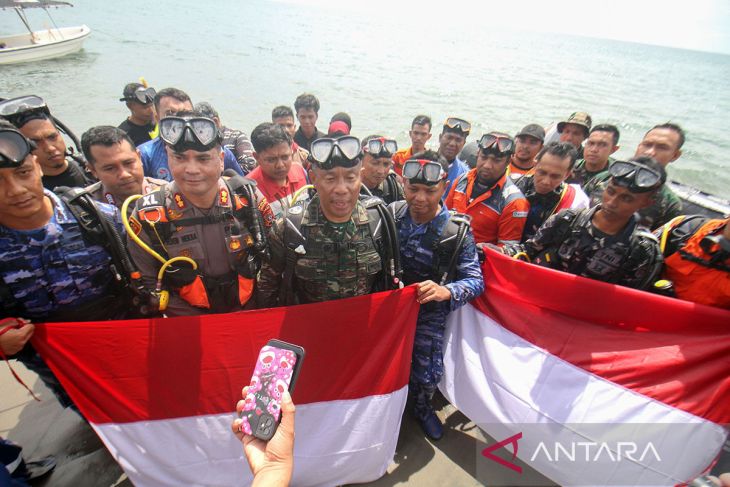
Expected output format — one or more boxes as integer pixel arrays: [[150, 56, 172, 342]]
[[503, 210, 570, 260], [617, 236, 663, 291], [497, 198, 529, 247], [223, 148, 245, 176], [232, 386, 295, 487], [443, 231, 484, 311], [256, 220, 286, 308]]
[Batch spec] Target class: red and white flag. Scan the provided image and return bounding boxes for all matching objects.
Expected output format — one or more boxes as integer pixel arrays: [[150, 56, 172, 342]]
[[32, 287, 420, 487], [441, 249, 730, 486]]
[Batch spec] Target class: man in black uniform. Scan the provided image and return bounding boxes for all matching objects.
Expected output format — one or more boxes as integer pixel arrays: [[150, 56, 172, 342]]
[[359, 135, 404, 205], [502, 156, 665, 291], [118, 82, 157, 147], [0, 95, 90, 190]]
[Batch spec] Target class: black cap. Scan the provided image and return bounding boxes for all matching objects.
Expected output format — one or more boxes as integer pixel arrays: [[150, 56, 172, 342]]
[[120, 83, 144, 102]]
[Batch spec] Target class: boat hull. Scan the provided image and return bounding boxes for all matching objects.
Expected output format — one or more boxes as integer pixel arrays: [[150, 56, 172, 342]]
[[0, 25, 90, 64]]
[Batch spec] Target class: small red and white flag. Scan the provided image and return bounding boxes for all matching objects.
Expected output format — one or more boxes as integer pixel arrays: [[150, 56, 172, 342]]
[[32, 287, 420, 487], [441, 249, 730, 486]]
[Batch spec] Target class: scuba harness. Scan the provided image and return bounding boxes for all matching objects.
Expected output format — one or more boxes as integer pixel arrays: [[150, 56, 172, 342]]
[[389, 201, 472, 286], [660, 215, 730, 272], [124, 174, 269, 312], [278, 195, 403, 306]]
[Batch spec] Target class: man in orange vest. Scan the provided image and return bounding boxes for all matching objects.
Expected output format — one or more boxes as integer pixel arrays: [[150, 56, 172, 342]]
[[445, 132, 528, 247], [514, 142, 590, 242], [656, 215, 730, 309], [392, 115, 432, 177], [127, 110, 274, 316]]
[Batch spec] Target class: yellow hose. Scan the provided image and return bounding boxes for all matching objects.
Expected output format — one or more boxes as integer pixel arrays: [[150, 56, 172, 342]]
[[660, 215, 685, 254], [121, 195, 197, 271], [291, 184, 314, 205], [512, 251, 531, 262]]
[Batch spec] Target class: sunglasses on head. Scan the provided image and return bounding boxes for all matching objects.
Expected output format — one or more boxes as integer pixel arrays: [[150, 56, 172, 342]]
[[0, 129, 34, 168], [402, 158, 447, 184], [121, 87, 156, 105], [608, 160, 663, 192], [309, 136, 362, 169], [363, 137, 398, 158], [444, 117, 471, 135], [159, 116, 220, 151], [478, 133, 514, 155]]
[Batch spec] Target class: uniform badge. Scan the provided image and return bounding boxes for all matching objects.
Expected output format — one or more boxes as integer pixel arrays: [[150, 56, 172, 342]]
[[244, 234, 254, 247], [228, 236, 242, 252], [129, 216, 142, 235], [220, 188, 230, 206], [173, 193, 186, 209], [179, 248, 192, 258], [167, 209, 184, 221]]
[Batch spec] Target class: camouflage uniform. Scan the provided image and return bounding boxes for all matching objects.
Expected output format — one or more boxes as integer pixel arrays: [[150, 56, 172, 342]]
[[566, 157, 613, 188], [583, 170, 683, 229], [221, 126, 256, 174], [83, 176, 166, 209], [392, 203, 484, 421], [0, 190, 125, 408], [257, 194, 384, 306], [360, 172, 405, 205], [505, 206, 662, 290]]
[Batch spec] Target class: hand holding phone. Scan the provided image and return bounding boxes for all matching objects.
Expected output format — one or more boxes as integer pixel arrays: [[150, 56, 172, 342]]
[[239, 339, 304, 441]]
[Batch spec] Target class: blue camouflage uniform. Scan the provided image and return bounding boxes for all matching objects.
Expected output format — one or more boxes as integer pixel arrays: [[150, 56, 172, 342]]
[[0, 190, 124, 408], [392, 203, 484, 420]]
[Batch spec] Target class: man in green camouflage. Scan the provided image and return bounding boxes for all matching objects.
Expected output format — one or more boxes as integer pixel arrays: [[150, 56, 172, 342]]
[[584, 123, 683, 229], [256, 135, 393, 306]]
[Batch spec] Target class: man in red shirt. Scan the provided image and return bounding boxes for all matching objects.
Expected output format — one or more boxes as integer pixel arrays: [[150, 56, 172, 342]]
[[446, 132, 528, 247], [248, 123, 309, 218]]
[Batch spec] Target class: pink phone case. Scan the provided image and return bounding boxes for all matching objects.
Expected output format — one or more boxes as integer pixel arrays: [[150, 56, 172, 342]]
[[240, 340, 303, 440]]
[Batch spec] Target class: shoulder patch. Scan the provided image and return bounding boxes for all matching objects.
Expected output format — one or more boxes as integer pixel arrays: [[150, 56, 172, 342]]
[[512, 211, 528, 218]]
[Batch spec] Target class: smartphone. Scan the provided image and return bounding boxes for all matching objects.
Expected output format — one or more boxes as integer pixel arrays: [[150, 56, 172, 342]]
[[239, 339, 305, 441]]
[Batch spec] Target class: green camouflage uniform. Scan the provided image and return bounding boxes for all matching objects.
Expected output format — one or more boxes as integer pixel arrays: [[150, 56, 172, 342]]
[[567, 157, 613, 189], [583, 171, 683, 230], [256, 194, 383, 306]]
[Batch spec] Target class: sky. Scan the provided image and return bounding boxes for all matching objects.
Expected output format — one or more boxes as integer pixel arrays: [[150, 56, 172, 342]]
[[278, 0, 730, 55]]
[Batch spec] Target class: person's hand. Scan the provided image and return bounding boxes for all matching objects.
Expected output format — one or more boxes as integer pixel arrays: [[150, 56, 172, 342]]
[[708, 473, 730, 486], [232, 386, 295, 487], [417, 280, 452, 304], [0, 318, 34, 356]]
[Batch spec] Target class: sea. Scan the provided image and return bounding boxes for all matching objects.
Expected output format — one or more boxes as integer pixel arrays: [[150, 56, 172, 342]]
[[2, 0, 729, 196]]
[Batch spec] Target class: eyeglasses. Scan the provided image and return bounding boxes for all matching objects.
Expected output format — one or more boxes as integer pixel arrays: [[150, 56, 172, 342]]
[[402, 158, 447, 184], [0, 129, 34, 168], [309, 136, 362, 169], [478, 133, 514, 155], [444, 117, 471, 135], [121, 87, 156, 105], [0, 95, 51, 124], [159, 116, 220, 150], [363, 137, 398, 158], [609, 160, 663, 192]]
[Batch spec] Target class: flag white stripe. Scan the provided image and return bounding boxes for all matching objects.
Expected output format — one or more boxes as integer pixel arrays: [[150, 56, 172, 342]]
[[440, 304, 727, 486], [93, 386, 407, 487]]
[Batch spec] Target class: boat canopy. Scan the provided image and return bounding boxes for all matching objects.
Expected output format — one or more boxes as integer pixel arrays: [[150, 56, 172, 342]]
[[0, 0, 73, 9]]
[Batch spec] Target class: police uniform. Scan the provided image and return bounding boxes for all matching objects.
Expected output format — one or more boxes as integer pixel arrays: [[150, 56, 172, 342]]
[[360, 172, 405, 205], [1, 190, 126, 408], [515, 175, 590, 242], [83, 176, 166, 209], [257, 194, 384, 307], [584, 170, 682, 229], [128, 178, 274, 316], [392, 203, 484, 421], [506, 206, 662, 290]]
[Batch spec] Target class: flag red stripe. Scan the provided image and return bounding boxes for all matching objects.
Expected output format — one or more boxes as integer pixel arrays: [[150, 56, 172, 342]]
[[32, 286, 419, 424], [476, 249, 730, 424]]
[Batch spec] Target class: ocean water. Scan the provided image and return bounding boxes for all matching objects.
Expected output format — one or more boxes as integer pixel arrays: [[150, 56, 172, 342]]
[[2, 0, 729, 195]]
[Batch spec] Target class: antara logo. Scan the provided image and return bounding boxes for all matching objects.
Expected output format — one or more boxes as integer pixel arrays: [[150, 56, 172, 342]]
[[481, 432, 523, 473]]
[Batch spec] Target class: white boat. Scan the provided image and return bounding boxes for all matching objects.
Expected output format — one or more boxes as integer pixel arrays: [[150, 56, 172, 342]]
[[0, 0, 90, 65]]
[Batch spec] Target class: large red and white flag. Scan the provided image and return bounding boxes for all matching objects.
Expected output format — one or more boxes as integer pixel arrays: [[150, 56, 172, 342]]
[[32, 287, 420, 487], [441, 249, 730, 486]]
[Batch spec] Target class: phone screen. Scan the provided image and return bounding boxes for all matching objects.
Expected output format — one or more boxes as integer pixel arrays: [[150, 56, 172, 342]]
[[240, 340, 303, 440]]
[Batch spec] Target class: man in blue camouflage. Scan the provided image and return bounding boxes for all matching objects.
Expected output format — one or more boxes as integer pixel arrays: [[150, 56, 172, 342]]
[[0, 121, 128, 411], [389, 150, 484, 440]]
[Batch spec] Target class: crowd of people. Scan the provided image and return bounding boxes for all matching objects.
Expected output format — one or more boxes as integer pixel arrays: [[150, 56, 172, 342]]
[[0, 85, 728, 484]]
